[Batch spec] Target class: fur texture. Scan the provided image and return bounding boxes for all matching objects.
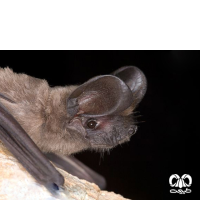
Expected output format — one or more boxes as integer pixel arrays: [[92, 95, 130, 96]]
[[0, 68, 89, 155]]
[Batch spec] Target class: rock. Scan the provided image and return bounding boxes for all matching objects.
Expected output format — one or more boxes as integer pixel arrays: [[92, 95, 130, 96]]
[[0, 143, 130, 200]]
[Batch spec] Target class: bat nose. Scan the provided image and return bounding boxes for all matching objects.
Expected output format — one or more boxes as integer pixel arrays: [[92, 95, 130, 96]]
[[115, 126, 137, 142], [128, 126, 137, 136]]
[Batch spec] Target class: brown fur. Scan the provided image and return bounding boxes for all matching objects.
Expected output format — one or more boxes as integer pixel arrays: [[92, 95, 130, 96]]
[[0, 68, 89, 155]]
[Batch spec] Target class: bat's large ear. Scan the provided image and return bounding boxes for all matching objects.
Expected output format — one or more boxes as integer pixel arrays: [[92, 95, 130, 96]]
[[112, 66, 147, 107], [67, 75, 134, 117]]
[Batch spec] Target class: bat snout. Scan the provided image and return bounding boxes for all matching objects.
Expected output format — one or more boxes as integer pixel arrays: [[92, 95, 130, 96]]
[[114, 125, 137, 145], [128, 125, 138, 136]]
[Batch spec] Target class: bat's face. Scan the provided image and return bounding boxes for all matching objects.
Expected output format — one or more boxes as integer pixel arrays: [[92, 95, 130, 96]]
[[68, 114, 137, 149], [66, 66, 146, 151]]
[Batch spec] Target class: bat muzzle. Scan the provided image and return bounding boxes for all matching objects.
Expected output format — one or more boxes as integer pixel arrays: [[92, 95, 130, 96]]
[[87, 125, 137, 148]]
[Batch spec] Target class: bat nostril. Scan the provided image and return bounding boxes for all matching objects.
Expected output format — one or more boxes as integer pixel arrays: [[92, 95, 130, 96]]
[[128, 126, 137, 135]]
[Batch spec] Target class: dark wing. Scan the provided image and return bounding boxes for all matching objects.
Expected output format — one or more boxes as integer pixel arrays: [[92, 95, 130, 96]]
[[46, 153, 106, 190], [0, 94, 64, 190]]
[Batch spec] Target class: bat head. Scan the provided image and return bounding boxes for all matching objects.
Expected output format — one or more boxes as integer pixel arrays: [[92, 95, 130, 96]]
[[66, 66, 147, 150]]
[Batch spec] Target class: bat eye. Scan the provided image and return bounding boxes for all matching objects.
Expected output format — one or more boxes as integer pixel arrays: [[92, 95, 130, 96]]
[[87, 120, 97, 129]]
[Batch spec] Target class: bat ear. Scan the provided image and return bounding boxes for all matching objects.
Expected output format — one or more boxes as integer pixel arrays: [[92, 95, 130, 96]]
[[112, 66, 147, 107], [67, 75, 134, 117]]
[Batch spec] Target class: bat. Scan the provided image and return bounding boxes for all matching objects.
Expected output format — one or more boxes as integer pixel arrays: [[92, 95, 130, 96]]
[[0, 66, 147, 191]]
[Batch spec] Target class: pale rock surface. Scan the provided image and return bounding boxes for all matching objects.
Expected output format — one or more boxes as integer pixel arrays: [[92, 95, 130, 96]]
[[0, 143, 130, 200]]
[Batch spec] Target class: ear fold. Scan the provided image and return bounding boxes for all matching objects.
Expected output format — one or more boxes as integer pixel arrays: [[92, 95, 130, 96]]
[[112, 66, 147, 107], [67, 75, 133, 118]]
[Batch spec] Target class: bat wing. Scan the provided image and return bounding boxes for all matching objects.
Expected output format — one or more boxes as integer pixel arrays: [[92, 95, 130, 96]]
[[0, 93, 64, 190], [46, 153, 106, 190]]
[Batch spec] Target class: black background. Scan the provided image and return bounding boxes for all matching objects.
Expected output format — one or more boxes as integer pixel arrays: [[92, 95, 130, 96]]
[[0, 51, 199, 200]]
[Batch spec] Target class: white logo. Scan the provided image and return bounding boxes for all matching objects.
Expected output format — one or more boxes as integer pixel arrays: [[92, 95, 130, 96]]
[[169, 174, 192, 194]]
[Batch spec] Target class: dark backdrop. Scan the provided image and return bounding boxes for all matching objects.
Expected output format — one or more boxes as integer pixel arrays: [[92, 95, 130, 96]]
[[0, 51, 199, 200]]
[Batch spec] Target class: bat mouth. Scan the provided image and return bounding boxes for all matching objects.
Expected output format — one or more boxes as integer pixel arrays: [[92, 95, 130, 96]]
[[89, 126, 137, 148], [90, 137, 130, 149], [89, 134, 131, 148]]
